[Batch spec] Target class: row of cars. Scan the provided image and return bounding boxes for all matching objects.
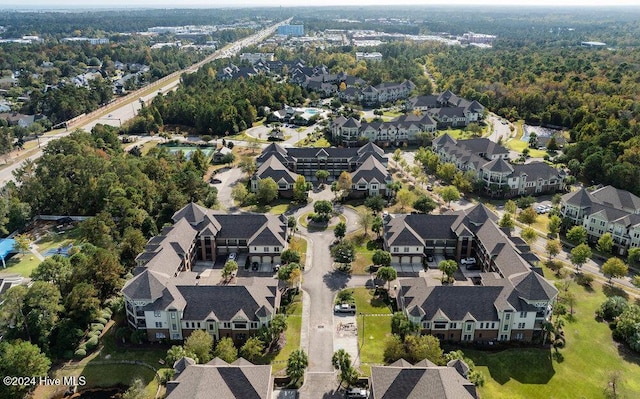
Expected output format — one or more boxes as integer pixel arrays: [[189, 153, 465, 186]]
[[535, 204, 553, 214]]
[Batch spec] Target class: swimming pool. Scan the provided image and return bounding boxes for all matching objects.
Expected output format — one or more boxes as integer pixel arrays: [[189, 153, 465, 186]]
[[305, 108, 319, 115]]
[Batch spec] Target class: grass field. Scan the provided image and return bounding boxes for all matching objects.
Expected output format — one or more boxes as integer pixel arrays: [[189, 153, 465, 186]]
[[289, 236, 308, 267], [2, 254, 42, 277], [351, 288, 393, 376], [470, 270, 640, 399], [272, 292, 303, 373]]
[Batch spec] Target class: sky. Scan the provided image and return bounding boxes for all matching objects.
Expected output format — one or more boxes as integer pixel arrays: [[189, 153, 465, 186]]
[[1, 0, 639, 9]]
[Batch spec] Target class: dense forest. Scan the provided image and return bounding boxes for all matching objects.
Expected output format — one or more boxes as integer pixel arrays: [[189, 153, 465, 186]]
[[0, 126, 217, 395]]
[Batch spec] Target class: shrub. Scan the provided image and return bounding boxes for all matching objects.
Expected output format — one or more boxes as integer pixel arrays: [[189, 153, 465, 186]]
[[101, 309, 113, 319], [85, 336, 99, 350], [74, 348, 87, 358], [91, 323, 105, 332], [95, 317, 109, 325], [597, 296, 628, 321], [575, 273, 593, 287]]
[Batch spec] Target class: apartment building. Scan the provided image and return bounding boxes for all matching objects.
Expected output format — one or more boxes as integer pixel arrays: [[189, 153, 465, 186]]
[[251, 142, 392, 197], [386, 204, 557, 343], [432, 134, 565, 198], [122, 203, 286, 343], [330, 113, 436, 147], [560, 185, 640, 255]]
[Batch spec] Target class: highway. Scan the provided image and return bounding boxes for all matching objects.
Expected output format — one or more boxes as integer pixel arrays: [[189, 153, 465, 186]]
[[0, 18, 289, 187]]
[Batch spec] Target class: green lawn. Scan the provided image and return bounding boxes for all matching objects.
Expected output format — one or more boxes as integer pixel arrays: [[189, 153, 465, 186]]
[[289, 236, 308, 267], [504, 137, 548, 158], [469, 271, 640, 399], [350, 288, 393, 376], [3, 254, 42, 277], [272, 292, 303, 373]]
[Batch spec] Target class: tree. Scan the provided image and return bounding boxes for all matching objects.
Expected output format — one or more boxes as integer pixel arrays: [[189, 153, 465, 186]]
[[566, 226, 588, 245], [372, 216, 383, 239], [372, 250, 392, 267], [358, 210, 374, 236], [499, 213, 515, 230], [222, 260, 238, 282], [289, 267, 303, 291], [240, 337, 264, 362], [315, 170, 329, 184], [516, 196, 536, 209], [439, 185, 460, 207], [517, 207, 538, 225], [570, 243, 592, 272], [31, 254, 72, 295], [436, 162, 456, 182], [548, 215, 562, 236], [286, 349, 308, 386], [336, 171, 352, 199], [438, 259, 458, 283], [331, 241, 355, 268], [376, 266, 398, 291], [391, 312, 419, 339], [395, 188, 414, 210], [332, 349, 359, 387], [166, 345, 197, 365], [281, 249, 301, 264], [185, 329, 213, 364], [602, 257, 628, 284], [404, 334, 445, 364], [231, 183, 250, 205], [597, 296, 628, 321], [521, 227, 538, 245], [504, 200, 517, 215], [334, 221, 347, 241], [13, 233, 30, 254], [384, 334, 408, 363], [628, 247, 640, 267], [256, 177, 278, 205], [214, 337, 238, 363], [65, 282, 100, 326], [597, 233, 614, 254], [292, 175, 309, 203], [413, 195, 436, 214], [0, 340, 51, 399], [314, 200, 333, 217], [119, 227, 147, 272], [546, 240, 561, 259], [364, 195, 386, 214], [122, 378, 146, 399], [392, 148, 402, 163]]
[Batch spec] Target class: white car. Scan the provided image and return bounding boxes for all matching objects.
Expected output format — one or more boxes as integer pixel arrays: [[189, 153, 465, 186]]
[[228, 252, 237, 261], [460, 257, 476, 265]]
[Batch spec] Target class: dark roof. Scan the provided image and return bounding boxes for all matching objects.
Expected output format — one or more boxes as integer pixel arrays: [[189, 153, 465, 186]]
[[512, 162, 562, 181], [352, 155, 391, 185], [458, 137, 510, 156], [483, 157, 514, 174], [510, 271, 558, 301], [591, 185, 640, 211], [176, 283, 276, 321], [122, 270, 167, 301], [561, 187, 593, 208], [167, 358, 272, 399], [370, 363, 477, 399]]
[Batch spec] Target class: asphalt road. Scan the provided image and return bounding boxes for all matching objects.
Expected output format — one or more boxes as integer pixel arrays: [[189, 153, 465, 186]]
[[0, 19, 287, 188]]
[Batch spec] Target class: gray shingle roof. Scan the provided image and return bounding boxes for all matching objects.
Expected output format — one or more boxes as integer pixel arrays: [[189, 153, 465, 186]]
[[370, 362, 477, 399], [510, 271, 558, 301], [512, 162, 562, 181], [591, 185, 640, 212], [562, 187, 593, 208], [167, 359, 272, 399]]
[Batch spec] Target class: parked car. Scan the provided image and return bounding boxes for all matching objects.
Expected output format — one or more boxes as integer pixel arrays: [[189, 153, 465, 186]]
[[345, 388, 369, 399], [210, 178, 222, 184], [273, 263, 280, 272], [426, 254, 434, 262], [251, 261, 259, 271], [334, 303, 356, 314], [426, 184, 433, 191], [460, 257, 476, 265], [228, 252, 237, 261]]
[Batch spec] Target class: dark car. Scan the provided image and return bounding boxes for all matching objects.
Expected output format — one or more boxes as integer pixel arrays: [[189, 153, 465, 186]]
[[427, 254, 434, 262], [251, 262, 259, 271], [210, 178, 222, 184]]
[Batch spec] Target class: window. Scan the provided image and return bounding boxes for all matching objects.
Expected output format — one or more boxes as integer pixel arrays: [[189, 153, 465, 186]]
[[172, 323, 177, 330], [154, 311, 161, 317], [251, 322, 258, 329], [466, 323, 472, 331], [503, 325, 509, 331], [223, 322, 231, 329], [197, 322, 201, 328], [491, 322, 496, 328], [234, 322, 247, 329], [155, 332, 166, 339], [264, 247, 269, 252], [434, 322, 447, 329], [170, 313, 176, 319], [404, 247, 409, 253], [209, 324, 214, 331], [518, 323, 525, 329], [393, 248, 398, 253], [505, 313, 511, 320], [449, 322, 457, 329], [480, 323, 483, 329], [423, 322, 430, 328], [520, 311, 527, 318], [155, 322, 162, 328], [515, 333, 524, 340]]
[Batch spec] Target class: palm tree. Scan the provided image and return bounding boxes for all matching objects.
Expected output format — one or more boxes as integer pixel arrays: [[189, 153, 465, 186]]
[[286, 349, 308, 386]]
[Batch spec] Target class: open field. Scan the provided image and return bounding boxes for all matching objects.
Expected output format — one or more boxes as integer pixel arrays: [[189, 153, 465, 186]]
[[351, 288, 393, 376], [271, 292, 303, 373], [470, 269, 640, 398]]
